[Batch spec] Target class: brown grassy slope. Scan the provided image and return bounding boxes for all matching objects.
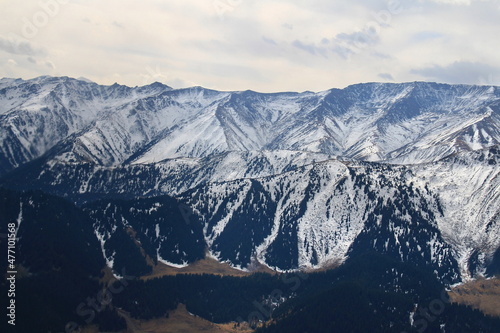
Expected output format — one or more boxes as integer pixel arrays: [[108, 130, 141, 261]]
[[142, 256, 276, 280], [118, 304, 254, 333], [449, 277, 500, 317]]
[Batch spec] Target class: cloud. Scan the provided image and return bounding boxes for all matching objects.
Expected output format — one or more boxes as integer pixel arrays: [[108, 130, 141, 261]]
[[112, 21, 124, 28], [290, 21, 385, 60], [262, 36, 277, 46], [0, 0, 498, 92], [422, 0, 495, 7], [331, 28, 380, 58], [371, 52, 391, 59], [378, 73, 394, 81], [411, 31, 444, 42], [0, 36, 41, 56], [292, 40, 321, 56], [411, 61, 500, 85], [424, 0, 473, 5]]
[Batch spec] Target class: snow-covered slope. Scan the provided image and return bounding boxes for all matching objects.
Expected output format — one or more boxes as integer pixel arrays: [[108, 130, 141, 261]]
[[1, 77, 499, 176], [81, 156, 471, 282], [1, 150, 334, 203], [0, 76, 173, 174], [81, 147, 497, 281], [1, 76, 498, 283], [413, 146, 499, 278]]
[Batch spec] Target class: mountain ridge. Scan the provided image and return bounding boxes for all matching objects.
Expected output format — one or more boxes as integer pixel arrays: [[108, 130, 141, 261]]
[[1, 77, 499, 176], [0, 76, 498, 285]]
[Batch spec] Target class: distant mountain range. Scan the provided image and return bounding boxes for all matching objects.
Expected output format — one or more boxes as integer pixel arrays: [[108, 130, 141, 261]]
[[0, 76, 499, 284]]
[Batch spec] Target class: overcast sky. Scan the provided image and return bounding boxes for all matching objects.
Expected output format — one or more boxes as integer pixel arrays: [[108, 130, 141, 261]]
[[0, 0, 499, 92]]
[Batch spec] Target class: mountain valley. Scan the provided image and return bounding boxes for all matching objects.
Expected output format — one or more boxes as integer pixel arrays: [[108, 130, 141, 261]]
[[0, 76, 499, 332]]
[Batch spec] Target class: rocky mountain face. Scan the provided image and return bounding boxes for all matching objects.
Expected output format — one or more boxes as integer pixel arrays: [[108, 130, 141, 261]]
[[1, 76, 499, 284], [1, 77, 499, 174]]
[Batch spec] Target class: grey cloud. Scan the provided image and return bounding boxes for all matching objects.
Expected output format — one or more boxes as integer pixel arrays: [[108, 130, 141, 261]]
[[411, 31, 444, 42], [292, 26, 382, 59], [292, 40, 318, 55], [336, 29, 379, 48], [424, 0, 472, 6], [411, 61, 500, 85], [331, 44, 354, 59], [378, 73, 394, 81], [331, 27, 380, 58], [0, 36, 41, 56], [292, 40, 329, 58], [262, 36, 277, 46], [371, 52, 391, 59]]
